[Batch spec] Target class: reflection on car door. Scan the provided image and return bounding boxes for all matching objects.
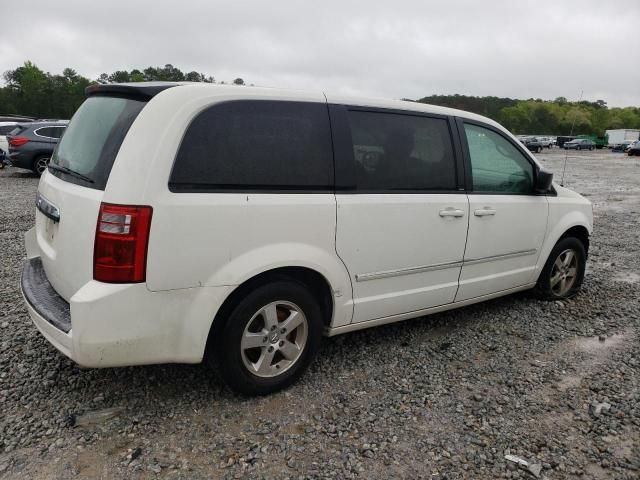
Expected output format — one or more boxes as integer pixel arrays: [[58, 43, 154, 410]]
[[456, 121, 548, 301], [331, 106, 469, 323]]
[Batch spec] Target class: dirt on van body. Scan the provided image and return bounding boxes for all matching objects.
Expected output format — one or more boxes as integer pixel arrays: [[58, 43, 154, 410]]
[[1, 149, 639, 479]]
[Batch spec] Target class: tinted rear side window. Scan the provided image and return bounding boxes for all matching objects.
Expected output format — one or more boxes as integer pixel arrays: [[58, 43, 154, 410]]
[[170, 101, 333, 192], [347, 110, 456, 191], [51, 96, 147, 190]]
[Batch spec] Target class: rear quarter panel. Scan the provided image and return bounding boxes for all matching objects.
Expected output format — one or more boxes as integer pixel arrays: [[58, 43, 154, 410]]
[[104, 85, 354, 327]]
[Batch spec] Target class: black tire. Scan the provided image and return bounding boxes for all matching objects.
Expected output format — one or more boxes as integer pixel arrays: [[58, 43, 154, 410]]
[[535, 237, 586, 300], [208, 280, 323, 396], [32, 155, 50, 176]]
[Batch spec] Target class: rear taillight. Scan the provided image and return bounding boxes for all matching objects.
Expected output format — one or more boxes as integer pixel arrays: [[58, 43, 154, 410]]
[[9, 136, 29, 147], [94, 203, 153, 283]]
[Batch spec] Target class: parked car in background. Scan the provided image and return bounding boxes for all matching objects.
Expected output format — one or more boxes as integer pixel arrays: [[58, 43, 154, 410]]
[[612, 140, 635, 152], [520, 136, 545, 153], [6, 121, 68, 175], [21, 82, 592, 396], [556, 136, 577, 148], [0, 122, 23, 165], [537, 137, 554, 148], [563, 139, 595, 150], [627, 142, 640, 156]]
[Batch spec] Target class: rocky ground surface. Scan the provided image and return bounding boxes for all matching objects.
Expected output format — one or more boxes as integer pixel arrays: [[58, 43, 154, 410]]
[[0, 149, 639, 479]]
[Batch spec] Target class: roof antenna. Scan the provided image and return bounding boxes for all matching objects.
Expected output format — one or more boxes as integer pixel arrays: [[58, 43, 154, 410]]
[[560, 89, 584, 187]]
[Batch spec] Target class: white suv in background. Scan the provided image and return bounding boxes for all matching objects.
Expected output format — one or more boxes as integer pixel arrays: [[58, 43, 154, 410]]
[[21, 83, 593, 395], [0, 122, 20, 164], [538, 136, 554, 148]]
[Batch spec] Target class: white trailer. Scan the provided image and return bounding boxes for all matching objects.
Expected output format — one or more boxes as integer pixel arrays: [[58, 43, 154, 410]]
[[606, 129, 640, 147]]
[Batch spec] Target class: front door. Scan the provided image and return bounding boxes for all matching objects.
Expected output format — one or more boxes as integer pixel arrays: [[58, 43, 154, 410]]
[[332, 106, 469, 323], [456, 121, 548, 301]]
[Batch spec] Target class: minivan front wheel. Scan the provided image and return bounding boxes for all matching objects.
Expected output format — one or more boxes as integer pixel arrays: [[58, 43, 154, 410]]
[[535, 237, 586, 300], [32, 156, 50, 176], [211, 280, 323, 395]]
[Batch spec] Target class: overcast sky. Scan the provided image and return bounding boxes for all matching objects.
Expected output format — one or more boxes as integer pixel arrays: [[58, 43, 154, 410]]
[[1, 0, 639, 107]]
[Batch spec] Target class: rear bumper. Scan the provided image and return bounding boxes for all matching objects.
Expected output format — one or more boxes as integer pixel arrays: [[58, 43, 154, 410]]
[[22, 257, 72, 332], [21, 258, 73, 359], [21, 254, 233, 368], [8, 151, 32, 169]]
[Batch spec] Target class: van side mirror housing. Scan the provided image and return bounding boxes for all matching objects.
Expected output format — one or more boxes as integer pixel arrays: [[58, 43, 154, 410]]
[[535, 169, 553, 193]]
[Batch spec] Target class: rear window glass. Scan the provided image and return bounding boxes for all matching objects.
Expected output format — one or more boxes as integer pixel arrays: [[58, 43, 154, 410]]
[[170, 100, 333, 191], [8, 126, 25, 136], [0, 125, 17, 135], [51, 96, 146, 190]]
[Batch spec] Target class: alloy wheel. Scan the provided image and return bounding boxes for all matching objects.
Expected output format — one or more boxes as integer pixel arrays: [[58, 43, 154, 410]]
[[35, 157, 50, 175], [240, 301, 308, 378], [550, 249, 578, 296]]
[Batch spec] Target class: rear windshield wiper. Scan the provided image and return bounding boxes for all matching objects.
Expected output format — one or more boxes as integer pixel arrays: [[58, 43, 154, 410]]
[[48, 164, 94, 184]]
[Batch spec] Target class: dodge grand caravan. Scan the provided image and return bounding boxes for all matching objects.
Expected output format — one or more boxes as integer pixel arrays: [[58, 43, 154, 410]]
[[21, 82, 592, 395]]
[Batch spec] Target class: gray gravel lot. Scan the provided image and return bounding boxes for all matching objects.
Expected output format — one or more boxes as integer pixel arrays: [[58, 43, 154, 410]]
[[1, 149, 639, 479]]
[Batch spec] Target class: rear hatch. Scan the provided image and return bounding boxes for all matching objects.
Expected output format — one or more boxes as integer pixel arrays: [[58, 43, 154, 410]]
[[36, 95, 147, 301]]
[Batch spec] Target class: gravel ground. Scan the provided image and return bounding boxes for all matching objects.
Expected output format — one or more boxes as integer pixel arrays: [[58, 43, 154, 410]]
[[0, 149, 639, 479]]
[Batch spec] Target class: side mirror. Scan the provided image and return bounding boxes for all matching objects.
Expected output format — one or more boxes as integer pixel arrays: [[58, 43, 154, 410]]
[[535, 169, 553, 193]]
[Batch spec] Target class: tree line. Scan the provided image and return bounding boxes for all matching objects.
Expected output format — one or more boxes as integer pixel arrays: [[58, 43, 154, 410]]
[[0, 62, 246, 119], [414, 94, 640, 136], [1, 61, 639, 137]]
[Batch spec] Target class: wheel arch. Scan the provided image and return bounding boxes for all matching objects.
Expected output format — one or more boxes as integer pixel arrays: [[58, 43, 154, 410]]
[[559, 225, 590, 257], [204, 266, 337, 358], [536, 214, 591, 279], [31, 151, 53, 161]]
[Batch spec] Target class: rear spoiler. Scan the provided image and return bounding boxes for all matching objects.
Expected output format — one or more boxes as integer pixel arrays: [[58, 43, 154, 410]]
[[85, 82, 186, 100]]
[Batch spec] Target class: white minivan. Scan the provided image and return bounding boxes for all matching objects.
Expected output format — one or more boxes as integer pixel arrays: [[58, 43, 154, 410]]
[[21, 82, 592, 395]]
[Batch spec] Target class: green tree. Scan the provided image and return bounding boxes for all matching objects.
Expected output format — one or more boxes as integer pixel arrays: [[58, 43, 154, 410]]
[[0, 62, 223, 119], [129, 70, 145, 82], [3, 61, 50, 117], [108, 70, 131, 83]]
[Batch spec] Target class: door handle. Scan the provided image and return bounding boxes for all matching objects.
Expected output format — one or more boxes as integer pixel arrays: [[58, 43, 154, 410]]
[[474, 207, 496, 217], [439, 208, 465, 218]]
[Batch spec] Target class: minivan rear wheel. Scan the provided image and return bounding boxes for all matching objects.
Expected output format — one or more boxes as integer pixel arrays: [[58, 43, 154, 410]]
[[209, 280, 323, 395], [535, 237, 586, 300], [32, 156, 50, 176]]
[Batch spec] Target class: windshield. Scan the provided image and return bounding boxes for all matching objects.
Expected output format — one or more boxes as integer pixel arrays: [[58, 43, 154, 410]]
[[51, 95, 146, 190]]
